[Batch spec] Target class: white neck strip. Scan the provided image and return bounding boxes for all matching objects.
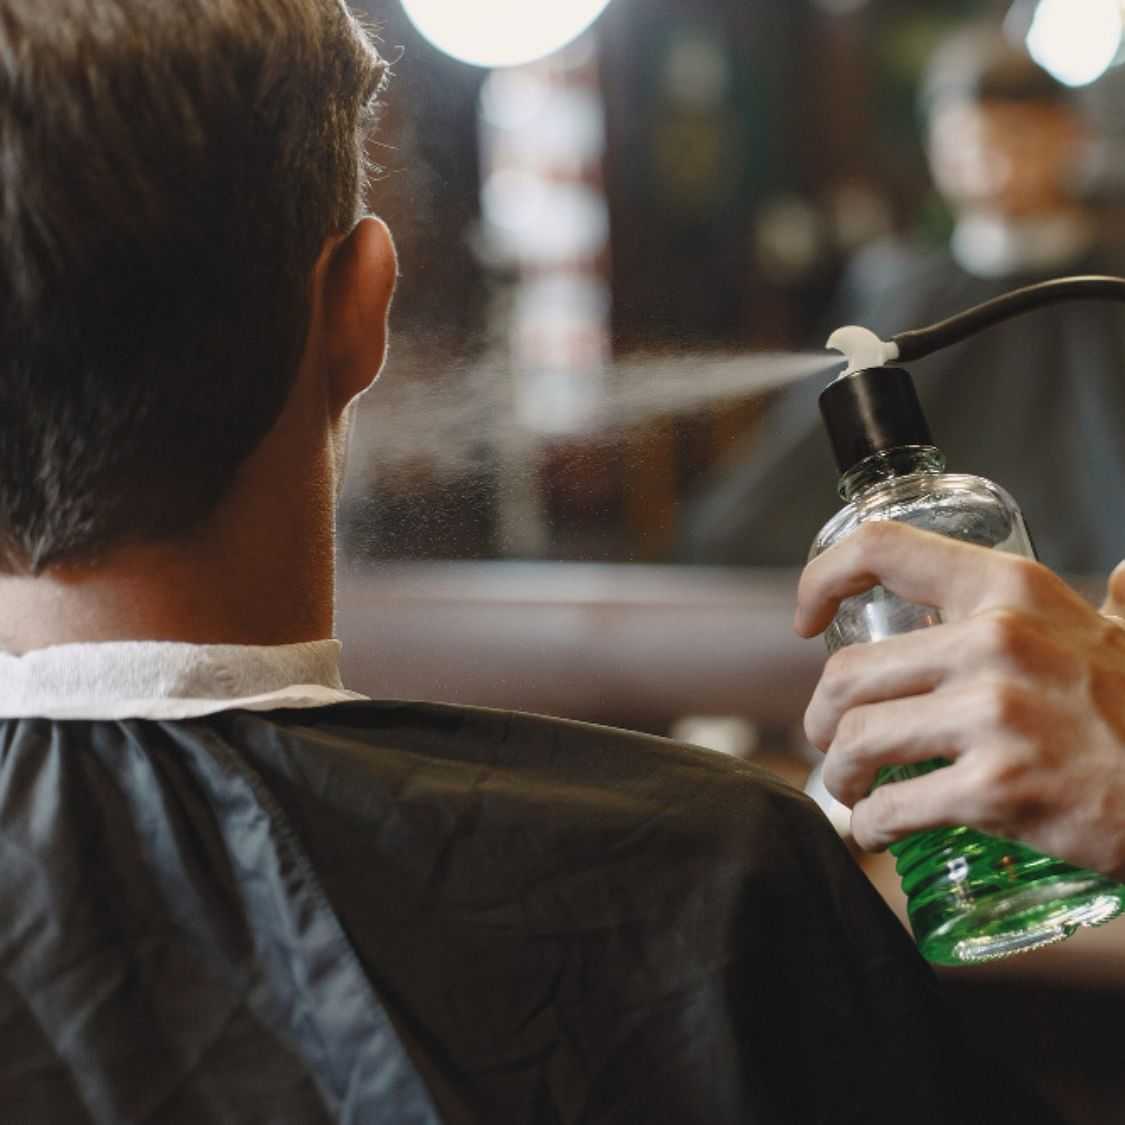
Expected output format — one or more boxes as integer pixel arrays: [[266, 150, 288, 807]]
[[0, 640, 367, 720]]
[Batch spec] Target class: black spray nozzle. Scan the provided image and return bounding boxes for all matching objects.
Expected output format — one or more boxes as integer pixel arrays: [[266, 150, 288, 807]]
[[821, 274, 1125, 476], [819, 366, 932, 475], [819, 279, 1125, 477]]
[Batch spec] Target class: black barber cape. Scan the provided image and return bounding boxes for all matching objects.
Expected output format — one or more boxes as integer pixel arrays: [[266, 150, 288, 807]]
[[0, 702, 1057, 1124]]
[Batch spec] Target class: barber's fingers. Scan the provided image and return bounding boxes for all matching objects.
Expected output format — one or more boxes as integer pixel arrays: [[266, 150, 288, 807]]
[[804, 610, 1080, 750], [848, 766, 973, 852], [820, 692, 976, 809], [806, 625, 953, 750], [795, 521, 1080, 639]]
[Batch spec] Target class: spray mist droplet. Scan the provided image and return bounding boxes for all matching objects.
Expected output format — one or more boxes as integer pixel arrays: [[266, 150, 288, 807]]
[[351, 347, 844, 481]]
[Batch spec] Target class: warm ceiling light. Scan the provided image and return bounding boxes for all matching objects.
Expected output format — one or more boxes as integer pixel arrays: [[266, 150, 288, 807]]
[[1026, 0, 1123, 87], [399, 0, 614, 69]]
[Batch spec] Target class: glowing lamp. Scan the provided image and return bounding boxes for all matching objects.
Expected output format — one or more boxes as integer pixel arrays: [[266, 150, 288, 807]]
[[1026, 0, 1122, 88], [399, 0, 613, 68]]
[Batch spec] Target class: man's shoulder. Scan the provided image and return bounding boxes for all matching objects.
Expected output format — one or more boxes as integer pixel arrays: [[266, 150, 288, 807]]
[[229, 699, 819, 835], [212, 700, 844, 906], [225, 700, 870, 971], [215, 704, 939, 1125]]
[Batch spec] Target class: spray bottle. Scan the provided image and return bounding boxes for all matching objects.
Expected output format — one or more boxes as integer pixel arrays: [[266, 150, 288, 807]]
[[812, 275, 1125, 965]]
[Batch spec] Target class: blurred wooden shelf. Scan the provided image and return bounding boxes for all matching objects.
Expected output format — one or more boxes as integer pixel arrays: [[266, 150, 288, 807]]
[[338, 561, 824, 728]]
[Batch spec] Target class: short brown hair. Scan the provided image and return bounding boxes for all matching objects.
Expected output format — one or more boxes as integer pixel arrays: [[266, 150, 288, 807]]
[[0, 0, 388, 572]]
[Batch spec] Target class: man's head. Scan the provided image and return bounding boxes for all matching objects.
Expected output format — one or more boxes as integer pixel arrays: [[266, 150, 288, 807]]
[[0, 0, 392, 575], [921, 25, 1088, 218]]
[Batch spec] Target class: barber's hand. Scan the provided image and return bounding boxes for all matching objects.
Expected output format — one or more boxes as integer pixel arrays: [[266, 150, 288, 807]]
[[795, 521, 1125, 880]]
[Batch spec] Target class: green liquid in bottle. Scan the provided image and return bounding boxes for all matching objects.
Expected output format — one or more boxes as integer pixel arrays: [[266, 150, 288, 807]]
[[810, 431, 1125, 965], [881, 762, 1125, 965]]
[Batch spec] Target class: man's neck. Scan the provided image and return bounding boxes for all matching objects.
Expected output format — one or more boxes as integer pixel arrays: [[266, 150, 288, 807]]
[[0, 547, 332, 656], [0, 418, 338, 654]]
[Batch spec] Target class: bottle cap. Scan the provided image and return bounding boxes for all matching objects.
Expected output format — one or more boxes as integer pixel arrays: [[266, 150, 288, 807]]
[[818, 366, 933, 474]]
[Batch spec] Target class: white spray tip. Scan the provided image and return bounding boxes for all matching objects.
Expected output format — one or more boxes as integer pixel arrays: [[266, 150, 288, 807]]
[[825, 325, 899, 377]]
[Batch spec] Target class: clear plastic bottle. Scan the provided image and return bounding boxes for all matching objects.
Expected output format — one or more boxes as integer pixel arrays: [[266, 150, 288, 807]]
[[810, 367, 1125, 965]]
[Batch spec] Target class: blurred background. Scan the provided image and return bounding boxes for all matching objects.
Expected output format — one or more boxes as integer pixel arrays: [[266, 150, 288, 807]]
[[337, 3, 1125, 1117], [344, 0, 1125, 570], [338, 0, 1125, 741]]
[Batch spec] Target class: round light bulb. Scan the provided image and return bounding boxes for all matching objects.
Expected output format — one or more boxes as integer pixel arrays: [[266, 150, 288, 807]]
[[1026, 0, 1122, 88], [400, 0, 614, 69]]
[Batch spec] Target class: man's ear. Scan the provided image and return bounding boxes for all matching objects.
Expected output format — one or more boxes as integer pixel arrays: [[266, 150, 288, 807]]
[[314, 216, 398, 416]]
